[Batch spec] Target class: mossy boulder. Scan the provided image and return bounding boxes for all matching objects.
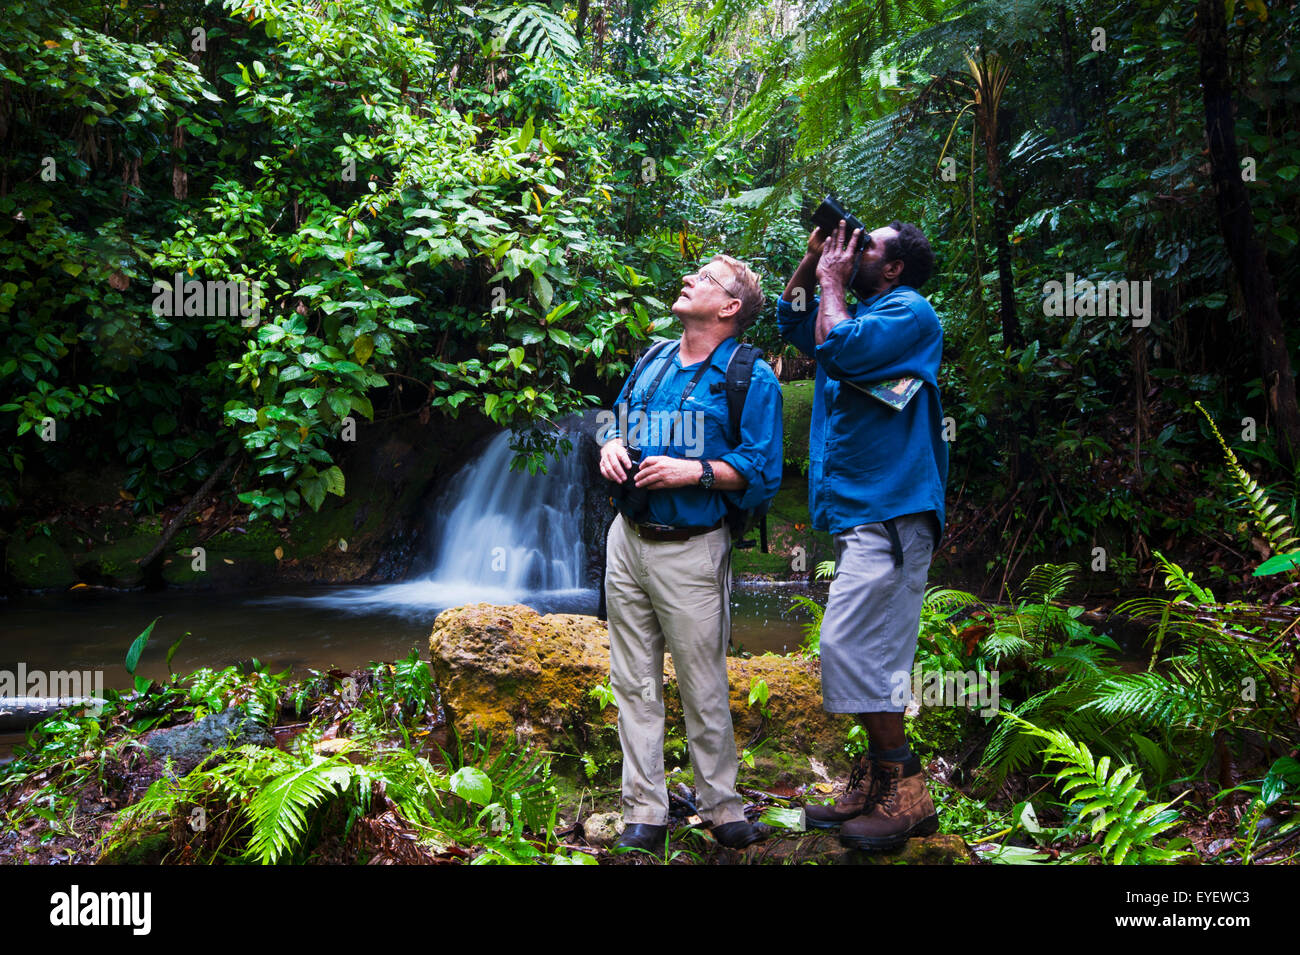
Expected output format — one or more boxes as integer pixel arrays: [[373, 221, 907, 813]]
[[4, 531, 77, 589], [74, 533, 159, 588], [428, 603, 854, 766]]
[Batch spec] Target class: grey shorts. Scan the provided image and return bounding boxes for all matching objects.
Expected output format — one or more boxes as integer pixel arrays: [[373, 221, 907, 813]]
[[819, 512, 937, 713]]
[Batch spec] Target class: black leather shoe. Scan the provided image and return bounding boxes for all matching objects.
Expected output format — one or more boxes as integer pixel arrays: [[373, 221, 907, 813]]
[[711, 820, 762, 849], [616, 823, 668, 852]]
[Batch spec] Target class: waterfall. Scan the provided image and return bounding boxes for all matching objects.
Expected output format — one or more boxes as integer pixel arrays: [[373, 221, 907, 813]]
[[254, 424, 600, 618], [420, 427, 590, 594]]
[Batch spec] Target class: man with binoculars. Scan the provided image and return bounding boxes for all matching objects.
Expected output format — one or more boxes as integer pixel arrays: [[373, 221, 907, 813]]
[[598, 254, 783, 853], [778, 208, 948, 851]]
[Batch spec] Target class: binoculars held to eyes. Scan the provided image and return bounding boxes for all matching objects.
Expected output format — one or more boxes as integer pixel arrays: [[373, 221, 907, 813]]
[[811, 195, 868, 248]]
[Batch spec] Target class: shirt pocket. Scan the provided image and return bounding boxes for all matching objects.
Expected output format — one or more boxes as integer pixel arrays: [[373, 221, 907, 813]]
[[681, 393, 728, 459]]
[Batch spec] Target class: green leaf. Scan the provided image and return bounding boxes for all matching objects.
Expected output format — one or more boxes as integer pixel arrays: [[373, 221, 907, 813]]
[[1262, 757, 1300, 806], [323, 465, 345, 497], [508, 347, 525, 369], [165, 633, 187, 673], [125, 617, 159, 676], [1252, 550, 1300, 576], [533, 274, 553, 310], [516, 115, 535, 151], [449, 766, 493, 806]]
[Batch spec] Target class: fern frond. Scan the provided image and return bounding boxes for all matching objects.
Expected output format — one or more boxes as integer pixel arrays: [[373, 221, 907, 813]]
[[1004, 715, 1190, 864], [1017, 562, 1080, 604], [245, 755, 355, 864], [1195, 401, 1300, 555]]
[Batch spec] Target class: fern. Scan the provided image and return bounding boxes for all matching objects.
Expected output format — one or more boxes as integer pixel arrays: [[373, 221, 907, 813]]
[[1007, 716, 1190, 864], [1017, 562, 1080, 605], [245, 752, 358, 864], [1195, 401, 1300, 555], [486, 4, 579, 63], [788, 594, 825, 657]]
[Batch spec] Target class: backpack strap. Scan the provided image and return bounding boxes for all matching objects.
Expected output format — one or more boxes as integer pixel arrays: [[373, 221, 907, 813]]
[[616, 339, 675, 441], [723, 342, 760, 442], [624, 339, 675, 399]]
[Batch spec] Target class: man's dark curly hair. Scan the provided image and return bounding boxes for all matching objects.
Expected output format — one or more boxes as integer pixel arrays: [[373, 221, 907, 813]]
[[883, 220, 934, 290]]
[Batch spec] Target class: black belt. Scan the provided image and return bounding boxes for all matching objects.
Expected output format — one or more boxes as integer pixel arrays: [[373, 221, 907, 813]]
[[880, 512, 941, 568], [624, 516, 724, 542]]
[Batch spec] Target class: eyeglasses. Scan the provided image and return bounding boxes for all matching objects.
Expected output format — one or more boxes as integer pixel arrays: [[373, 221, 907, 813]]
[[692, 268, 740, 299]]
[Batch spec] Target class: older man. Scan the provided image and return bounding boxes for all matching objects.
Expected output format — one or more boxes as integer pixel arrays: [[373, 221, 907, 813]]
[[598, 254, 783, 852], [778, 219, 947, 851]]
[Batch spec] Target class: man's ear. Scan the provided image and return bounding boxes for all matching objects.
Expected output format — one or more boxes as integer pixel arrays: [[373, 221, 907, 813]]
[[882, 259, 904, 283], [717, 297, 742, 326]]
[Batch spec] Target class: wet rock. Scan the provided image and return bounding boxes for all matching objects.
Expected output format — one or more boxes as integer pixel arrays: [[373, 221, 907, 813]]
[[427, 603, 854, 765], [123, 707, 274, 796]]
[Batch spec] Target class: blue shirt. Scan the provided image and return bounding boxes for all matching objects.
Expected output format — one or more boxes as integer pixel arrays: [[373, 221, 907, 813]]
[[777, 286, 948, 536], [602, 336, 784, 528]]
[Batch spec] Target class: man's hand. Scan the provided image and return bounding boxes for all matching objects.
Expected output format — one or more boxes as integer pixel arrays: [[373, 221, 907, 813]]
[[783, 227, 830, 308], [599, 439, 633, 483], [815, 219, 862, 293], [633, 455, 703, 490], [806, 226, 828, 258]]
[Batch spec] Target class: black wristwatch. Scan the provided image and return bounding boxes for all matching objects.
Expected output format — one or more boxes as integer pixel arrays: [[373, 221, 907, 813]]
[[698, 460, 715, 489]]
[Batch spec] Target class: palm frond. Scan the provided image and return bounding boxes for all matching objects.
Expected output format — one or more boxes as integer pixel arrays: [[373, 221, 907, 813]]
[[487, 3, 579, 63]]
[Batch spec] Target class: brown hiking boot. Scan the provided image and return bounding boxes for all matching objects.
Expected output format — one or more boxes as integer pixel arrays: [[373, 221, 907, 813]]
[[838, 755, 939, 851], [805, 755, 879, 829]]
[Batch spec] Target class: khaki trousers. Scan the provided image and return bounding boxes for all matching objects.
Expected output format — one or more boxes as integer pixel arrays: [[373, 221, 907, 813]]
[[604, 513, 745, 826]]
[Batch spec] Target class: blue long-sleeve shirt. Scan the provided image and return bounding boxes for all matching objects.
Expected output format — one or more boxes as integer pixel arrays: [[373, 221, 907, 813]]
[[601, 336, 783, 528], [777, 286, 948, 536]]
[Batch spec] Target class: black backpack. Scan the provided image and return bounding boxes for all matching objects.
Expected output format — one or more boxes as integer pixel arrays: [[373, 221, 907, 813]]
[[618, 339, 771, 552]]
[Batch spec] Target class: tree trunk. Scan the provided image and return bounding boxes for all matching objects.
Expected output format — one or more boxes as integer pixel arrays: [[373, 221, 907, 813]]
[[1197, 0, 1300, 466], [139, 452, 238, 577]]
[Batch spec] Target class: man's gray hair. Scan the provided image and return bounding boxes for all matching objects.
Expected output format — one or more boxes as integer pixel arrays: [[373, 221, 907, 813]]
[[710, 254, 764, 333]]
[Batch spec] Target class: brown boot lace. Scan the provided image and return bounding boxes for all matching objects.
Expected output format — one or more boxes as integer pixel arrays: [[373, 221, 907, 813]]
[[872, 763, 901, 814], [848, 756, 885, 813]]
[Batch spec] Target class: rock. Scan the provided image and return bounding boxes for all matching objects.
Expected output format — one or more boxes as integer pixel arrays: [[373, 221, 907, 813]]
[[582, 811, 625, 846], [5, 532, 77, 589], [427, 603, 854, 767], [125, 707, 274, 796], [736, 831, 973, 865]]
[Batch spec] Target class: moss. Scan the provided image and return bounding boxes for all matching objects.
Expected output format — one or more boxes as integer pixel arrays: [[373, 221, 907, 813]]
[[76, 534, 160, 587], [730, 470, 834, 579], [285, 498, 362, 557], [5, 532, 77, 589], [205, 520, 282, 564], [781, 379, 815, 469], [99, 830, 171, 865]]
